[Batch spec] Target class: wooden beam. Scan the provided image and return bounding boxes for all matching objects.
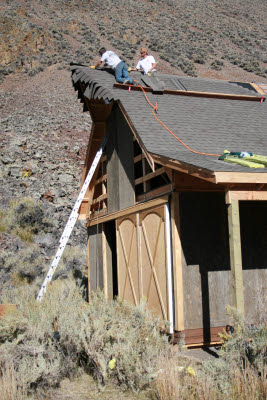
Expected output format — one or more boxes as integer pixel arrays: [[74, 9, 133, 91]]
[[151, 153, 216, 183], [91, 193, 107, 205], [113, 83, 265, 102], [135, 167, 165, 185], [227, 200, 245, 315], [89, 209, 108, 220], [95, 174, 107, 185], [226, 190, 267, 203], [134, 154, 143, 163], [171, 192, 184, 331], [249, 82, 267, 96], [216, 172, 267, 184], [165, 167, 174, 183], [86, 195, 169, 227], [136, 183, 172, 202]]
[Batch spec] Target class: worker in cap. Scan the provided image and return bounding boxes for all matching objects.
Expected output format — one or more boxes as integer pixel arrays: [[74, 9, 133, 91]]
[[131, 48, 157, 75], [92, 47, 133, 84]]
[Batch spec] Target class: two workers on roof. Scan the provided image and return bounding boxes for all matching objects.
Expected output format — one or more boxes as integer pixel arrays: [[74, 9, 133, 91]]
[[93, 47, 157, 84]]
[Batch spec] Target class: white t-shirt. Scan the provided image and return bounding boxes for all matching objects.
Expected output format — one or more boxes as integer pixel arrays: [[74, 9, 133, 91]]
[[101, 51, 121, 69], [136, 55, 156, 74]]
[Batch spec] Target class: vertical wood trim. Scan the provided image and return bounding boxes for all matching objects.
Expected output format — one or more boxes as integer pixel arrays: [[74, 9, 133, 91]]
[[170, 192, 185, 331], [165, 203, 174, 334], [227, 200, 245, 315], [136, 213, 142, 301], [87, 230, 91, 299], [102, 225, 108, 299], [115, 220, 120, 297]]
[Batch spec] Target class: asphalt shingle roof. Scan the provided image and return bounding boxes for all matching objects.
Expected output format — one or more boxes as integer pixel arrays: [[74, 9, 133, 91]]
[[71, 64, 267, 174]]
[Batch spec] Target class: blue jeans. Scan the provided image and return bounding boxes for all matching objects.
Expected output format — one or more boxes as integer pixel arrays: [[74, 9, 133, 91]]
[[115, 61, 133, 84]]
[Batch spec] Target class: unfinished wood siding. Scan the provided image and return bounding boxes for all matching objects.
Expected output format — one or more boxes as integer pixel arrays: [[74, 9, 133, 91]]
[[88, 224, 104, 292], [179, 193, 232, 331], [239, 201, 267, 323], [106, 106, 135, 213]]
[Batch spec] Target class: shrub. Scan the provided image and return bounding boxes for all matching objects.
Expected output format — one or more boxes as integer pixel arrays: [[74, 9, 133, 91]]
[[218, 306, 267, 373], [0, 280, 167, 395], [151, 304, 267, 400], [1, 198, 53, 242], [2, 246, 45, 285]]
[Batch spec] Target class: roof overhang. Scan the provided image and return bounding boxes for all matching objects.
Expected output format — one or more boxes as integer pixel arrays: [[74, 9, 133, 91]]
[[151, 153, 267, 185]]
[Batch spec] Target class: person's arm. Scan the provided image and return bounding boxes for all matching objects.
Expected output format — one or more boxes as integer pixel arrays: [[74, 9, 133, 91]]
[[148, 62, 157, 72], [133, 60, 141, 71], [95, 59, 103, 69]]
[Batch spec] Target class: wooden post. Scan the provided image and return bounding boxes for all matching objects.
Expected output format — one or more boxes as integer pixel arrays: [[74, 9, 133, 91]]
[[170, 192, 185, 331], [87, 229, 91, 299], [102, 227, 108, 299], [227, 200, 245, 315]]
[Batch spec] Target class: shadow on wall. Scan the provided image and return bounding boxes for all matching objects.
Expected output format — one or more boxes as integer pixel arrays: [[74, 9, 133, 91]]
[[240, 201, 267, 270], [179, 192, 230, 342], [179, 193, 267, 339]]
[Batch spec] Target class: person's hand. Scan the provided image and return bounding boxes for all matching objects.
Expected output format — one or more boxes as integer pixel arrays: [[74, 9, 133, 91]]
[[147, 71, 151, 76]]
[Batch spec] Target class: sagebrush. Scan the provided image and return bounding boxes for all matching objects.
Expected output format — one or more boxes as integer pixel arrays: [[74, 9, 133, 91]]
[[0, 279, 168, 395]]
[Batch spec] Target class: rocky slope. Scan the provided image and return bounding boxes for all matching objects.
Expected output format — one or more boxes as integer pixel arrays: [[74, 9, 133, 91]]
[[1, 0, 266, 81], [0, 66, 91, 290], [0, 0, 267, 292]]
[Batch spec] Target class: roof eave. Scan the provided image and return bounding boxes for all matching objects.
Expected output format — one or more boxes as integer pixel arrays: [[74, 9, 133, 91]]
[[150, 153, 267, 185]]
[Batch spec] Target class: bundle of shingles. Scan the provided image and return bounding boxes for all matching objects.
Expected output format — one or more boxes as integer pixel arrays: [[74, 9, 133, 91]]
[[219, 151, 267, 168]]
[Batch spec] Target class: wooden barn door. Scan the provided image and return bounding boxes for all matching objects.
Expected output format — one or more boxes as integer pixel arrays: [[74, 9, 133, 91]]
[[139, 207, 169, 321], [116, 204, 173, 326], [116, 215, 140, 306]]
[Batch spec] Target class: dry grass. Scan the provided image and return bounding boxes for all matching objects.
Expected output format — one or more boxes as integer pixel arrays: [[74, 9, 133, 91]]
[[42, 373, 150, 400], [0, 364, 27, 400], [151, 351, 267, 400], [150, 350, 220, 400], [231, 365, 267, 400]]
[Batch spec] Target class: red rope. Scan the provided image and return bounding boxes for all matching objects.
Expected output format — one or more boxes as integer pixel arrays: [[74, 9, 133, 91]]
[[135, 82, 220, 157]]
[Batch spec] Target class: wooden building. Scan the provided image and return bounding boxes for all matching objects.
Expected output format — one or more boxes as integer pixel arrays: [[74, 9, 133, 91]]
[[71, 64, 267, 345]]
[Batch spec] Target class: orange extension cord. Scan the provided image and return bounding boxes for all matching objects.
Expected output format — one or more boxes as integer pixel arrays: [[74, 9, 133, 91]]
[[135, 82, 221, 157]]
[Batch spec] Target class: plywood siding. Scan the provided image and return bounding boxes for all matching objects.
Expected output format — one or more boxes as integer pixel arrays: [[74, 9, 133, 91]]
[[88, 224, 103, 292], [239, 201, 267, 322], [106, 106, 135, 213], [179, 193, 232, 330]]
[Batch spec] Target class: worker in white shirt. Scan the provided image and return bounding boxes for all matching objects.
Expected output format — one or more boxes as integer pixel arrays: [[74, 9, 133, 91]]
[[132, 48, 157, 75], [94, 47, 133, 84]]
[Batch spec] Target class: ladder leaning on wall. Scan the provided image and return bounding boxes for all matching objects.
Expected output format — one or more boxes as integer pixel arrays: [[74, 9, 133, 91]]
[[37, 135, 108, 302]]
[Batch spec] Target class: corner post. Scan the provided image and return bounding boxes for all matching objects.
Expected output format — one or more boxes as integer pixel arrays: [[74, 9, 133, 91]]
[[170, 192, 185, 331], [227, 199, 245, 315]]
